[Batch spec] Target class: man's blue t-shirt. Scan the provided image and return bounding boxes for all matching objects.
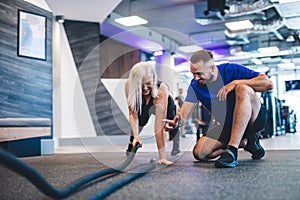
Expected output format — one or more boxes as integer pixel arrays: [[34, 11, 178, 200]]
[[185, 63, 259, 126]]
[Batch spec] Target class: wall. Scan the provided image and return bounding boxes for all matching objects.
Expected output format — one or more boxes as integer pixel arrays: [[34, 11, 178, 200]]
[[62, 20, 140, 137], [100, 36, 140, 79], [52, 21, 97, 140], [0, 0, 52, 118], [0, 0, 52, 156], [98, 36, 140, 135]]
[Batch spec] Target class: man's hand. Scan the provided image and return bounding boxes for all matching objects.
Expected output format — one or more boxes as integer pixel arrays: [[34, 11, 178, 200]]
[[158, 159, 175, 165], [217, 81, 239, 101], [163, 115, 180, 131]]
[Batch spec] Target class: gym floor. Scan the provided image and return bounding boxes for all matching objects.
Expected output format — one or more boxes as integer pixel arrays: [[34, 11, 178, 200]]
[[1, 132, 300, 200], [55, 131, 300, 154]]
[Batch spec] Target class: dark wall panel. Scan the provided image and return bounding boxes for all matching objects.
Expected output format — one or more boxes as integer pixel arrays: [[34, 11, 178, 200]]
[[100, 37, 140, 78], [64, 20, 138, 136], [64, 20, 100, 70], [0, 0, 53, 156], [0, 0, 52, 119]]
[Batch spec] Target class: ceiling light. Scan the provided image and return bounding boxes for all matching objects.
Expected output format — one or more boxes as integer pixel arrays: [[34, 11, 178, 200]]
[[114, 15, 148, 27], [225, 20, 253, 32], [251, 58, 263, 65], [257, 46, 280, 54], [286, 35, 295, 42], [254, 66, 270, 73], [260, 57, 272, 62], [214, 60, 228, 65], [178, 45, 202, 53], [153, 50, 164, 56], [279, 0, 300, 3], [278, 63, 295, 68]]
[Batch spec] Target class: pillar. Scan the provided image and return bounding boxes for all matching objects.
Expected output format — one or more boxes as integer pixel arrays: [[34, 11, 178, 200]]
[[155, 52, 177, 97]]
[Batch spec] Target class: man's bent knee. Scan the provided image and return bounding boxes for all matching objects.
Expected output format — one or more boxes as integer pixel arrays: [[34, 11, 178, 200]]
[[235, 84, 255, 96], [235, 84, 257, 104], [193, 144, 211, 161], [193, 136, 224, 160]]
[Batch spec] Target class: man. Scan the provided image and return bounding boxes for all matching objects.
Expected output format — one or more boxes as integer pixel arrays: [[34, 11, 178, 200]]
[[125, 61, 180, 166], [165, 49, 273, 168]]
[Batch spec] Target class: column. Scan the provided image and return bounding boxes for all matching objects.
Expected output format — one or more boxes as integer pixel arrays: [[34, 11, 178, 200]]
[[155, 52, 177, 97]]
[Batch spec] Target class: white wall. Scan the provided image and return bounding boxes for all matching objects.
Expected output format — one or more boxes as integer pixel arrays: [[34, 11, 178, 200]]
[[23, 0, 51, 11], [52, 21, 97, 140]]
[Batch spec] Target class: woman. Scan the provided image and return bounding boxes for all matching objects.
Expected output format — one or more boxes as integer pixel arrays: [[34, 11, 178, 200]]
[[125, 62, 180, 165]]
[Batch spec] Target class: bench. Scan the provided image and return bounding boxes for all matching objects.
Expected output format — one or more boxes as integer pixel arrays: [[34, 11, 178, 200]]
[[0, 118, 51, 142]]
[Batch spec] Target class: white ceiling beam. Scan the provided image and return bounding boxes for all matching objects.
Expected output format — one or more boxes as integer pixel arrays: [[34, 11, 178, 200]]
[[45, 0, 122, 23]]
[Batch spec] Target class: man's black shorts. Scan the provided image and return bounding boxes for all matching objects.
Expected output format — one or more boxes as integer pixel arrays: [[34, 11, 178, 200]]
[[204, 104, 267, 145]]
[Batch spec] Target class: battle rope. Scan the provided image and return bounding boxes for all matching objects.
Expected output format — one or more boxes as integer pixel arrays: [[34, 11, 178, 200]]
[[0, 143, 141, 199], [87, 159, 156, 200]]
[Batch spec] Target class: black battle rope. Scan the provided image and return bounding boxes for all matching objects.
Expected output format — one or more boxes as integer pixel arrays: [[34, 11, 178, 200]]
[[0, 144, 140, 199], [87, 159, 156, 200]]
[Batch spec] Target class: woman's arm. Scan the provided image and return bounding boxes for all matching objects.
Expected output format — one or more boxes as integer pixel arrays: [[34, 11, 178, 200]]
[[128, 108, 142, 147], [125, 80, 142, 147], [154, 83, 174, 165]]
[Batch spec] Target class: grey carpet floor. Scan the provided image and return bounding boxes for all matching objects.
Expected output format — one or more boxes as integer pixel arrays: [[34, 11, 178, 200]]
[[0, 150, 300, 200]]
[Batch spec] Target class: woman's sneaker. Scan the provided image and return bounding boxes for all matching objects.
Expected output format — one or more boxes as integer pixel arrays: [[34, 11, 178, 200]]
[[125, 143, 133, 156], [171, 150, 181, 156]]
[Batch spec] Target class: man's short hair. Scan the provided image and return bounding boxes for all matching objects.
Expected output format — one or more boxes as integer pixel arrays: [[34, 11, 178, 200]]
[[190, 49, 214, 64]]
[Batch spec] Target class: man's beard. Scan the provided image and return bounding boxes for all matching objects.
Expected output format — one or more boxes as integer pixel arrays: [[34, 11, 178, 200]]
[[198, 74, 213, 86], [198, 78, 206, 86]]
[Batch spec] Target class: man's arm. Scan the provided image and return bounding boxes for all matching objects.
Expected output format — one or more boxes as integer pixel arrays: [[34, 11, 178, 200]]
[[176, 101, 196, 125], [217, 74, 273, 101], [233, 74, 273, 92], [164, 101, 195, 130]]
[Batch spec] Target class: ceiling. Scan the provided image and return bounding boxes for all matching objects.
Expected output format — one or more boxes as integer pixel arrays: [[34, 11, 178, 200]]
[[105, 0, 300, 71], [41, 0, 300, 71], [44, 0, 121, 23]]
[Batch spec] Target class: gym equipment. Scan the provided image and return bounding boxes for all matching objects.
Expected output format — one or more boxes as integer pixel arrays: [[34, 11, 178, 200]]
[[0, 143, 154, 199], [87, 158, 156, 200]]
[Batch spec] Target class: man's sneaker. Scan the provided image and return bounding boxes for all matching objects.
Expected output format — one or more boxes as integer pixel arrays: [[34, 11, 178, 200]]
[[215, 148, 238, 168], [244, 132, 265, 159]]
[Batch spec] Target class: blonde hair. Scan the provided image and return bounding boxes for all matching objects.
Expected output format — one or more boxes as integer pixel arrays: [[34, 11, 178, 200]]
[[127, 62, 159, 113]]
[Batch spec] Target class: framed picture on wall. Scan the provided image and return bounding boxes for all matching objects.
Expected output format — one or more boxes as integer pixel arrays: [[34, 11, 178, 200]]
[[17, 10, 46, 60]]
